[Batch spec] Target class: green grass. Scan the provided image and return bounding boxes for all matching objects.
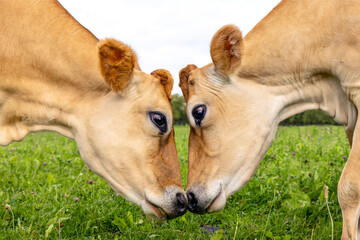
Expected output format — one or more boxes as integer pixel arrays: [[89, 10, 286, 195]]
[[0, 125, 349, 239]]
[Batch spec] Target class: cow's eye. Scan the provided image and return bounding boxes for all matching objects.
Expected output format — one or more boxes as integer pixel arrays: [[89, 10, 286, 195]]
[[192, 105, 206, 127], [150, 112, 168, 134]]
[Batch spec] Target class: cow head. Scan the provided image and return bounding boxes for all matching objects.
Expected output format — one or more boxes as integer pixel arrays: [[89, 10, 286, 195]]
[[75, 39, 187, 220], [179, 25, 279, 214]]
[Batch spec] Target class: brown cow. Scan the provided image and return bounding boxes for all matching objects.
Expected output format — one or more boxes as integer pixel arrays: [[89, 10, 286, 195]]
[[0, 0, 187, 220], [179, 0, 360, 238]]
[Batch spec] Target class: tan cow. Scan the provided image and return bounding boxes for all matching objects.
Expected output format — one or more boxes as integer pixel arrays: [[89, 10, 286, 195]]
[[0, 0, 187, 220], [179, 0, 360, 238]]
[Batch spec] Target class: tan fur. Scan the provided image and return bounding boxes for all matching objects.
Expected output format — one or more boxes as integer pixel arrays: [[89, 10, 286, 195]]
[[181, 0, 360, 237], [151, 69, 174, 101], [0, 0, 185, 220], [157, 130, 182, 186], [178, 64, 198, 101], [210, 25, 243, 76], [98, 39, 139, 93], [339, 181, 360, 210]]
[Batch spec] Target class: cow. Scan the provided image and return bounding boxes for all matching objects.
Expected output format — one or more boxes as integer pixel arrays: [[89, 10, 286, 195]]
[[0, 0, 187, 220], [179, 0, 360, 238]]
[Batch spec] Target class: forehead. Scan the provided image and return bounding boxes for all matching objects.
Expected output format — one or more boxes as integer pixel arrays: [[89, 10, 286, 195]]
[[189, 64, 213, 82], [133, 71, 164, 95], [130, 71, 171, 108], [188, 64, 225, 97]]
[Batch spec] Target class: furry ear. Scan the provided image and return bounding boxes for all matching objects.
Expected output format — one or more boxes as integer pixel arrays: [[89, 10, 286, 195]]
[[98, 39, 139, 93], [151, 69, 174, 101], [210, 24, 243, 76], [178, 64, 197, 102]]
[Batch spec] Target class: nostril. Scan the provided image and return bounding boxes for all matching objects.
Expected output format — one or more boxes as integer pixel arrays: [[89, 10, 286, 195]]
[[187, 192, 198, 211], [175, 192, 187, 213]]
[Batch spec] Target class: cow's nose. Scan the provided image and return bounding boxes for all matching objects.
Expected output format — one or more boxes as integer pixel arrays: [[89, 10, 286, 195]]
[[175, 192, 187, 215], [187, 192, 199, 212]]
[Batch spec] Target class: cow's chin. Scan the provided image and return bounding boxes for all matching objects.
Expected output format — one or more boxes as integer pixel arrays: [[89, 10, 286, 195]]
[[111, 186, 169, 220], [206, 190, 226, 213], [141, 185, 188, 220], [141, 200, 168, 220]]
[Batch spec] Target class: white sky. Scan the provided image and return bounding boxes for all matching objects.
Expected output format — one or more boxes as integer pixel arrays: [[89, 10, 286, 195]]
[[58, 0, 281, 95]]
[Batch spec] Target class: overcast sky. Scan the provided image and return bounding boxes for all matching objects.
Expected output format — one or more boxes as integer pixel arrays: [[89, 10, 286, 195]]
[[58, 0, 281, 95]]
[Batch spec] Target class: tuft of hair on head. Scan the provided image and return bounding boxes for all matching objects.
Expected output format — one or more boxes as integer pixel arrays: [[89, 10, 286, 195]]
[[210, 24, 243, 76], [98, 38, 140, 93], [178, 64, 198, 102], [151, 69, 174, 101]]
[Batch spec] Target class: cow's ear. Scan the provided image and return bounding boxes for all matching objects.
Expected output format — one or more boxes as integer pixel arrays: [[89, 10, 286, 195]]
[[98, 39, 139, 92], [210, 24, 243, 76], [179, 64, 197, 102], [151, 69, 174, 101]]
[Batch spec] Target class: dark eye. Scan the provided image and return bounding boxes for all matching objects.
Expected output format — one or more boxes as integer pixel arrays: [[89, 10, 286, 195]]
[[192, 104, 207, 127], [150, 112, 168, 134]]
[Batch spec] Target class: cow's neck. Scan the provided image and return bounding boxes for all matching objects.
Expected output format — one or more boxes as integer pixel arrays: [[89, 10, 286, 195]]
[[0, 1, 108, 145], [237, 0, 358, 132]]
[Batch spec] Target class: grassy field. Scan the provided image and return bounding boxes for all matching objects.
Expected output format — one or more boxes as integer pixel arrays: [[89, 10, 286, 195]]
[[0, 125, 350, 239]]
